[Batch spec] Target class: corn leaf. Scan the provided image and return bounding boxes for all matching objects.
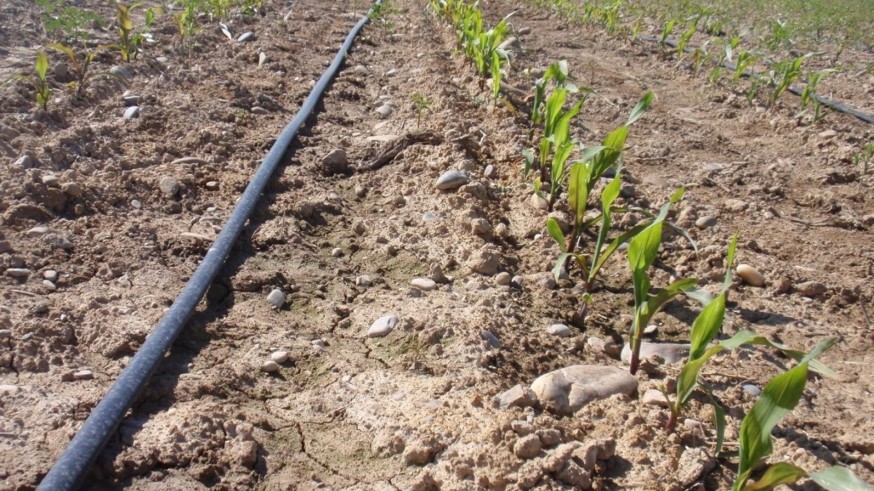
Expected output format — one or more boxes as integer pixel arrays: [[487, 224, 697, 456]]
[[546, 218, 567, 253], [568, 162, 589, 230], [734, 337, 837, 491], [521, 148, 534, 177], [36, 52, 48, 79], [744, 462, 807, 490], [626, 91, 655, 125], [809, 466, 874, 491]]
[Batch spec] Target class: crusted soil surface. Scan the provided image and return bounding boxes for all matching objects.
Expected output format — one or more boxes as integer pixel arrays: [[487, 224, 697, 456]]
[[0, 0, 872, 490]]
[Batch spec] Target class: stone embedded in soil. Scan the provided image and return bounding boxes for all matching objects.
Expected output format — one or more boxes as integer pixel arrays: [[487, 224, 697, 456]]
[[110, 65, 133, 80], [320, 148, 349, 175], [43, 270, 58, 281], [123, 106, 140, 120], [270, 350, 289, 363], [695, 216, 717, 229], [5, 268, 32, 279], [410, 277, 437, 291], [41, 175, 59, 187], [158, 177, 179, 197], [530, 193, 549, 210], [73, 369, 93, 380], [131, 199, 143, 209], [513, 434, 542, 459], [481, 330, 501, 349], [484, 164, 496, 178], [266, 289, 285, 309], [368, 314, 398, 338], [237, 31, 254, 42], [724, 199, 748, 212], [530, 365, 638, 414], [471, 218, 492, 235], [796, 281, 827, 297], [375, 104, 393, 118], [311, 339, 325, 349], [742, 384, 762, 397], [43, 280, 56, 290], [331, 247, 344, 258], [621, 342, 689, 365], [547, 324, 571, 337], [495, 272, 511, 286], [403, 437, 443, 466], [511, 421, 535, 436], [356, 275, 372, 287], [258, 52, 267, 67], [260, 360, 279, 373], [468, 250, 499, 275], [123, 95, 139, 106], [498, 36, 521, 51], [27, 226, 49, 237], [435, 170, 469, 190], [14, 155, 33, 168], [62, 182, 83, 198], [0, 384, 18, 394], [736, 264, 765, 287], [677, 447, 717, 486], [493, 384, 537, 409], [642, 389, 669, 407]]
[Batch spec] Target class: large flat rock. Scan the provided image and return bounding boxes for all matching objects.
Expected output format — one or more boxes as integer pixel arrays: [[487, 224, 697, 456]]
[[530, 365, 638, 415]]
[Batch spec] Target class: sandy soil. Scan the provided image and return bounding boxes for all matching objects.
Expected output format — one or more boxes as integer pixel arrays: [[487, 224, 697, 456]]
[[0, 0, 872, 489]]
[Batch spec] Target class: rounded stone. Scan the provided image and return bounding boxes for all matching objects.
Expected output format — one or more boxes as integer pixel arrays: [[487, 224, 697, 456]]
[[695, 216, 717, 229], [266, 289, 285, 309], [495, 272, 511, 286], [410, 277, 437, 291], [368, 314, 398, 338], [736, 264, 765, 287], [270, 350, 289, 363], [547, 324, 571, 337], [435, 170, 469, 190], [513, 434, 542, 459], [260, 360, 279, 372]]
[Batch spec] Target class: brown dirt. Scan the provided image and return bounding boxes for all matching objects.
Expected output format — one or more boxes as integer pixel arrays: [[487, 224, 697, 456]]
[[0, 0, 872, 490]]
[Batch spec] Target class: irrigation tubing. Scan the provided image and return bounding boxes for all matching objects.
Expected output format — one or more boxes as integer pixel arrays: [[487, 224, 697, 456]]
[[36, 2, 382, 489], [638, 35, 874, 125]]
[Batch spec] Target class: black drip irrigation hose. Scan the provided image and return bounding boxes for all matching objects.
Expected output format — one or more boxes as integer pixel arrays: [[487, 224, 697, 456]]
[[36, 2, 382, 489], [638, 34, 874, 125]]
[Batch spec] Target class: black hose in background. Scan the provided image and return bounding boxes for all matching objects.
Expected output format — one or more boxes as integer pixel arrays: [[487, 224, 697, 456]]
[[639, 35, 874, 125], [36, 2, 382, 490]]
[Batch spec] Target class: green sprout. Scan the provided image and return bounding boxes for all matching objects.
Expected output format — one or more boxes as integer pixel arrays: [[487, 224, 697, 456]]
[[799, 68, 835, 122], [34, 51, 51, 110], [411, 92, 432, 130], [112, 2, 164, 62]]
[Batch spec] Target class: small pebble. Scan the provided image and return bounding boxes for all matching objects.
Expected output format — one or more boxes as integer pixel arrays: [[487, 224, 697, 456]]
[[237, 31, 254, 42], [356, 275, 372, 287], [368, 314, 398, 337], [510, 275, 523, 288], [742, 384, 762, 397], [530, 194, 549, 210], [0, 384, 18, 394], [62, 182, 83, 197], [43, 280, 56, 290], [435, 170, 468, 190], [481, 330, 500, 349], [376, 104, 393, 118], [14, 155, 33, 168], [796, 281, 826, 298], [643, 324, 658, 335], [5, 268, 32, 278], [410, 277, 437, 291], [73, 369, 93, 380], [311, 339, 326, 349], [695, 216, 717, 229], [547, 324, 571, 337], [495, 272, 511, 286], [123, 95, 139, 106], [513, 434, 542, 459], [27, 226, 49, 237], [110, 65, 133, 80], [267, 289, 285, 309], [736, 264, 765, 287], [331, 247, 344, 258], [41, 175, 59, 187], [471, 218, 492, 235], [270, 350, 289, 363], [260, 360, 279, 372], [123, 106, 140, 120], [258, 52, 267, 67], [484, 164, 495, 178], [205, 181, 219, 190], [642, 389, 669, 407]]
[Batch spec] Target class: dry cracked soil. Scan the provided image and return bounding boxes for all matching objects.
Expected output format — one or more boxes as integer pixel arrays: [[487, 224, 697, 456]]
[[0, 0, 873, 490]]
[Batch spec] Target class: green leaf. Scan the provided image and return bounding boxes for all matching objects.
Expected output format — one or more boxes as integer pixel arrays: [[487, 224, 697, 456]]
[[809, 466, 874, 491], [744, 462, 807, 490], [644, 278, 697, 319], [689, 293, 726, 360], [626, 91, 655, 125], [722, 235, 738, 291], [592, 222, 648, 277], [552, 252, 574, 281], [568, 162, 589, 229], [627, 219, 663, 275], [522, 148, 534, 177], [36, 51, 48, 79], [546, 218, 567, 253]]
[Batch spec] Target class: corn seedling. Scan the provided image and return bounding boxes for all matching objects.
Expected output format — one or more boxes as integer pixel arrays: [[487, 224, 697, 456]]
[[659, 19, 676, 52], [798, 68, 835, 122], [626, 188, 695, 375], [204, 0, 233, 20], [692, 41, 710, 76], [733, 50, 756, 81], [854, 143, 874, 174], [730, 338, 874, 491], [36, 0, 105, 45], [764, 18, 791, 52], [529, 60, 581, 126], [112, 2, 164, 62], [411, 92, 432, 130], [32, 52, 52, 111], [173, 0, 202, 51], [766, 53, 811, 108], [675, 17, 699, 60], [49, 43, 108, 96]]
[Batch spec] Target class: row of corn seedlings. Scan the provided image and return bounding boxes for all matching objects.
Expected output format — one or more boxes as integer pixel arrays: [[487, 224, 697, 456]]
[[17, 0, 265, 110], [430, 3, 872, 488], [531, 0, 842, 123]]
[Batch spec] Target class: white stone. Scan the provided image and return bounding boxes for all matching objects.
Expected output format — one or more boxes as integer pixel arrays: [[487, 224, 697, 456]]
[[368, 314, 398, 337], [642, 389, 669, 407], [260, 360, 279, 372], [435, 170, 468, 190], [267, 289, 285, 309], [270, 350, 289, 363], [410, 277, 437, 291], [530, 365, 638, 414], [547, 324, 571, 337], [736, 264, 765, 287]]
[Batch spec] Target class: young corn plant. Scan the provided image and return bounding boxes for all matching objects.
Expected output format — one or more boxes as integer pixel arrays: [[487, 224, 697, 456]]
[[411, 92, 432, 130], [33, 52, 51, 110], [530, 60, 579, 126], [766, 53, 811, 108], [731, 338, 874, 491], [659, 18, 676, 52], [36, 0, 105, 45], [50, 43, 105, 96], [733, 50, 757, 81], [112, 2, 164, 62], [675, 17, 699, 61], [854, 143, 874, 174], [798, 68, 835, 122], [173, 0, 202, 52], [626, 187, 695, 375]]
